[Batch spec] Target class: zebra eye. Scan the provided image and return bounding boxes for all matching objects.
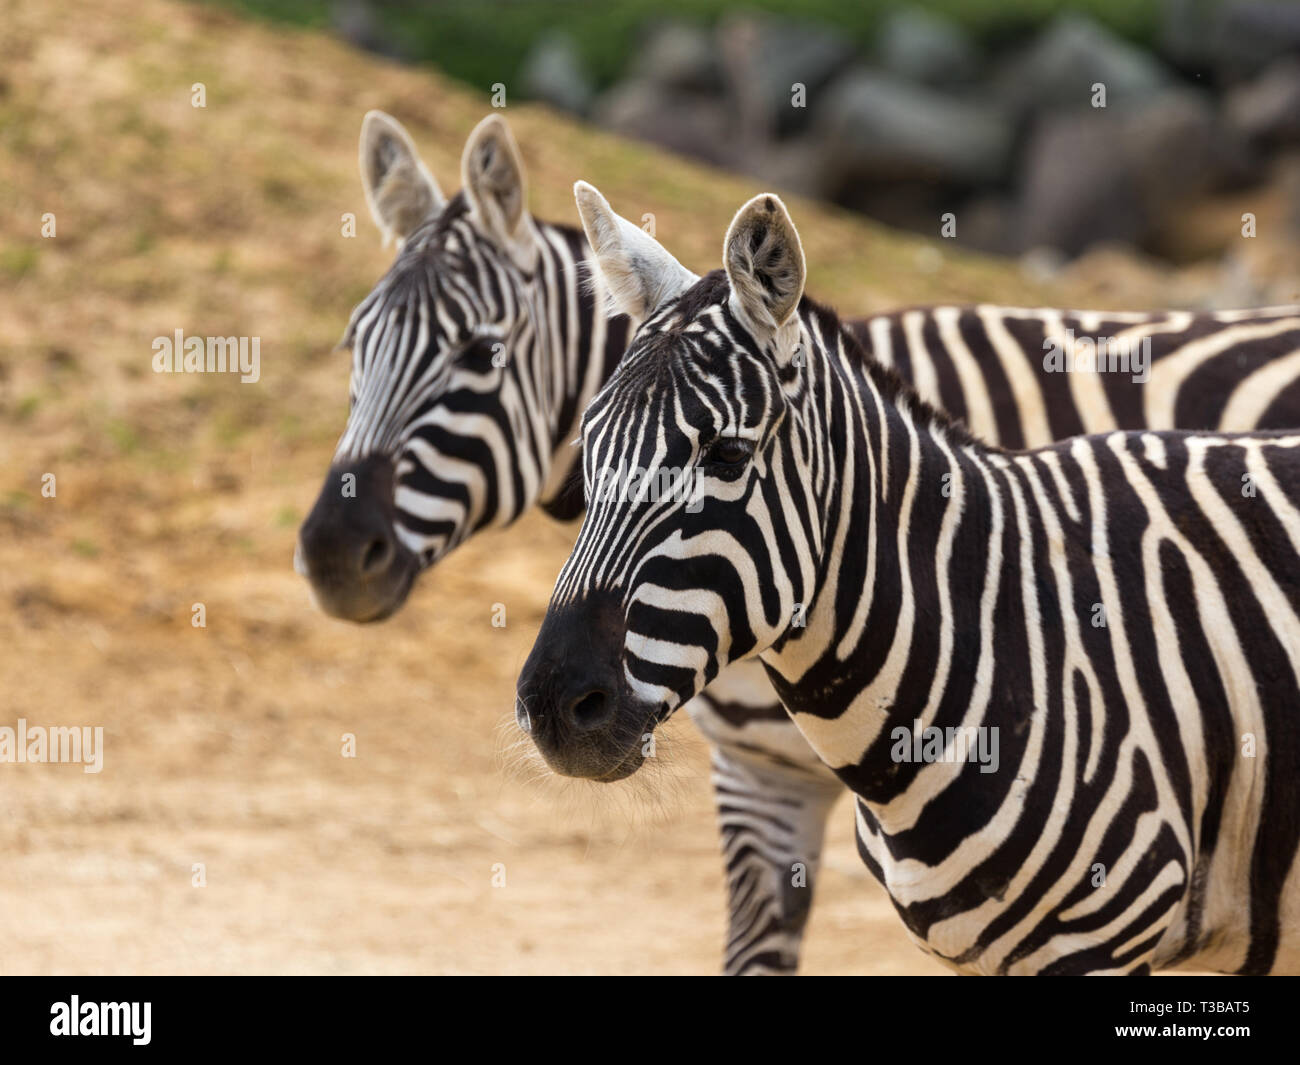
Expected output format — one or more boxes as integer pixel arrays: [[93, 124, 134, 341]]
[[459, 333, 503, 366], [704, 437, 753, 467]]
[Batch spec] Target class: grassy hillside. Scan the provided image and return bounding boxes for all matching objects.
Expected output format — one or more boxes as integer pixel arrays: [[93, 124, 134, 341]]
[[0, 0, 1082, 976], [0, 0, 1075, 526]]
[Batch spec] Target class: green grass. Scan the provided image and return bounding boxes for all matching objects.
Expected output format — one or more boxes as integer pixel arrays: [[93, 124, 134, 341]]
[[104, 418, 142, 455], [0, 245, 38, 280], [14, 393, 42, 421]]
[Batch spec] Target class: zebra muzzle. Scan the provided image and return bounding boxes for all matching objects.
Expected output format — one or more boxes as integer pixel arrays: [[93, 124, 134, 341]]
[[297, 454, 419, 623], [515, 591, 656, 781]]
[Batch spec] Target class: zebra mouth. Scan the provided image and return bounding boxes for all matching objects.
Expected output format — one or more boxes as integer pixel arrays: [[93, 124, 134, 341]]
[[347, 584, 412, 623], [297, 540, 416, 624], [298, 454, 423, 624], [591, 745, 647, 782], [523, 697, 662, 783], [515, 588, 670, 782], [300, 546, 419, 624]]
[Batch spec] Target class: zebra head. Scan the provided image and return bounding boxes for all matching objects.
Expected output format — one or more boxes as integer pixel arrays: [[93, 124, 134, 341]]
[[298, 111, 558, 622], [517, 184, 821, 780]]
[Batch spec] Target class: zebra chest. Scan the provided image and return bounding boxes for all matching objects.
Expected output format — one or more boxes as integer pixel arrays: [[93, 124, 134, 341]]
[[851, 795, 1026, 959]]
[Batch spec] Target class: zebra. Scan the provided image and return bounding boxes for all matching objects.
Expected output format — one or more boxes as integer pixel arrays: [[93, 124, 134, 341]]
[[515, 183, 1300, 974], [842, 303, 1300, 449], [295, 111, 836, 974], [297, 112, 1300, 975]]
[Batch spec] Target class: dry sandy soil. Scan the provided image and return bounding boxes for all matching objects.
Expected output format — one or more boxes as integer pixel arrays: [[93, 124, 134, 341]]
[[1, 0, 1289, 974]]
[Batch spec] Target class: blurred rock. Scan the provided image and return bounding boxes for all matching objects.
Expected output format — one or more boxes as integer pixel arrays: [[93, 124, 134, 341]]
[[1226, 58, 1300, 147], [1017, 90, 1236, 257], [829, 182, 960, 238], [520, 31, 594, 115], [1158, 0, 1216, 74], [331, 0, 405, 60], [1019, 115, 1148, 256], [557, 5, 1300, 266], [874, 8, 981, 87], [1162, 0, 1300, 84], [629, 21, 722, 94], [1212, 1, 1300, 84], [1124, 89, 1230, 199], [994, 13, 1172, 121], [732, 135, 824, 198], [1279, 150, 1300, 236], [718, 13, 857, 141], [813, 69, 1014, 191], [593, 80, 735, 168]]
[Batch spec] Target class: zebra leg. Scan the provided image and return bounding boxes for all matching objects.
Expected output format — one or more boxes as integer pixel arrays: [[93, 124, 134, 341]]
[[686, 661, 845, 975], [710, 740, 845, 975]]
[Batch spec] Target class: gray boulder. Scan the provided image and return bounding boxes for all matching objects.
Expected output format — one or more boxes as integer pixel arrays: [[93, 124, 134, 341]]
[[1016, 90, 1231, 257], [1226, 58, 1300, 147], [1212, 1, 1300, 84], [1161, 0, 1300, 84], [813, 68, 1015, 190], [874, 7, 981, 87], [717, 13, 857, 141], [331, 0, 405, 60], [593, 80, 736, 168], [994, 13, 1172, 120], [520, 31, 594, 115], [629, 21, 723, 94], [1123, 89, 1226, 201], [731, 135, 827, 200], [1018, 114, 1148, 256]]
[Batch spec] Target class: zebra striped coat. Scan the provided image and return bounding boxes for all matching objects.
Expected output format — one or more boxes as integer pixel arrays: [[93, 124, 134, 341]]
[[516, 185, 1300, 975], [299, 113, 1300, 974]]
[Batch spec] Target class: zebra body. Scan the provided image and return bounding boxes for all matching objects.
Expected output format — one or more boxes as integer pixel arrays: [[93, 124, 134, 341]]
[[299, 113, 1300, 975], [516, 186, 1300, 974], [855, 305, 1300, 449]]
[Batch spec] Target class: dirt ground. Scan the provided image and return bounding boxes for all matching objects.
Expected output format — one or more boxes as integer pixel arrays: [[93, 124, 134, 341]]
[[0, 0, 971, 976], [0, 501, 951, 975], [2, 0, 1286, 975]]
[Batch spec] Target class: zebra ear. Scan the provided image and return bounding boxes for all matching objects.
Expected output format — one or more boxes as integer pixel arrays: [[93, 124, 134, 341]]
[[723, 194, 806, 343], [574, 181, 697, 321], [462, 114, 534, 264], [358, 111, 445, 249]]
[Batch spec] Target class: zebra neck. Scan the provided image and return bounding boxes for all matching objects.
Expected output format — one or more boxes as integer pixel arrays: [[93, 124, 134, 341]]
[[537, 221, 631, 521], [762, 335, 1010, 822]]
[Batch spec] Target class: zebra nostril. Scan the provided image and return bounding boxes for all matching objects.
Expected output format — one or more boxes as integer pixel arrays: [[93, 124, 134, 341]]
[[359, 536, 394, 575], [566, 689, 614, 731]]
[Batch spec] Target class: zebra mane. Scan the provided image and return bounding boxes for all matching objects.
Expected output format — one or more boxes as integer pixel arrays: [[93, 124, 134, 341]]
[[403, 190, 472, 253], [640, 270, 983, 452], [811, 295, 983, 451], [338, 195, 472, 350], [339, 190, 588, 351]]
